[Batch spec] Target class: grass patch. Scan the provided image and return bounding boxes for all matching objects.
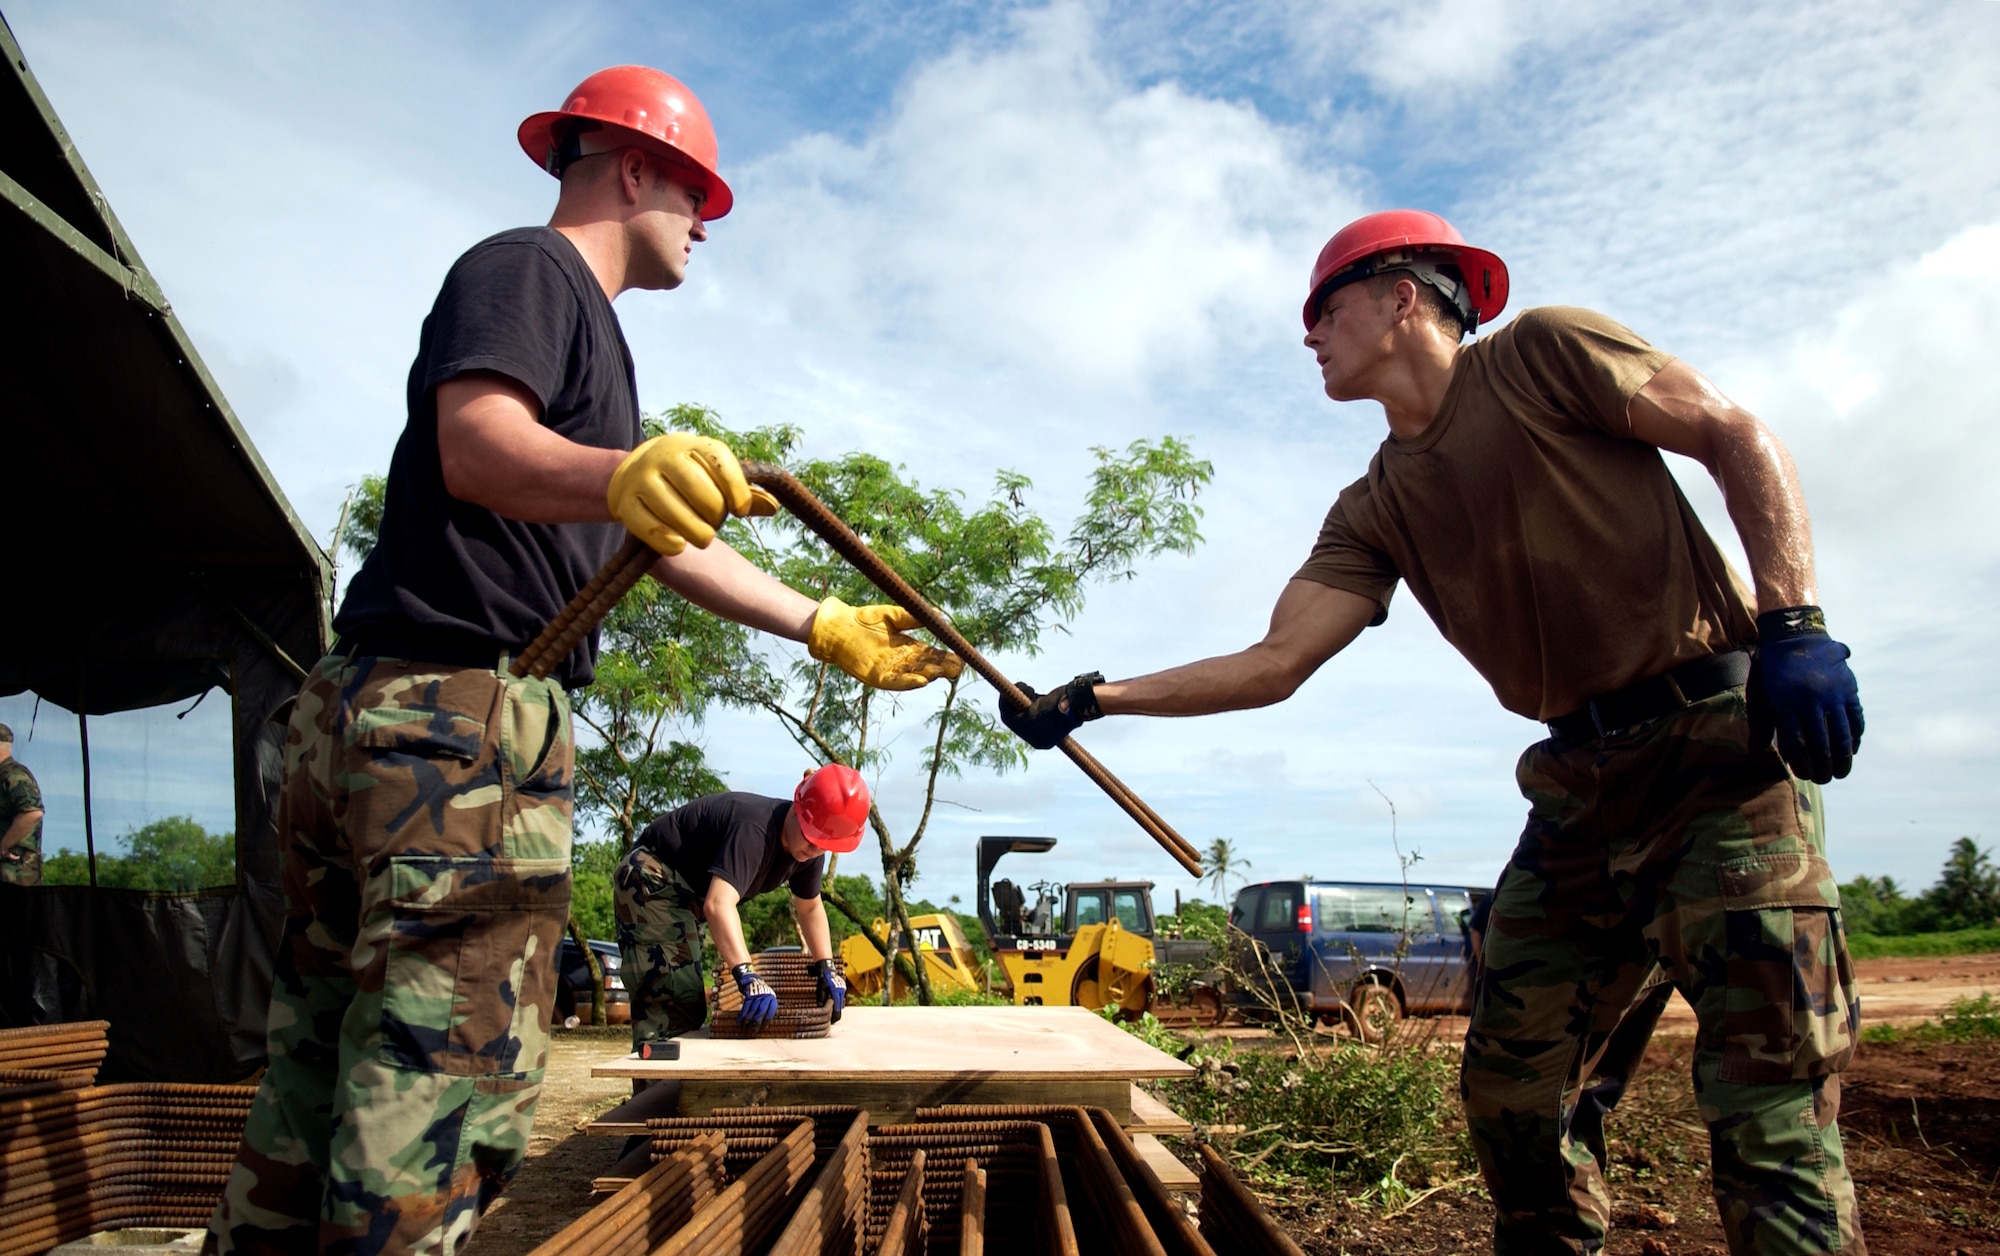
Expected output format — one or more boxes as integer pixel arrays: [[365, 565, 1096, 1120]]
[[1114, 1011, 1473, 1199], [1862, 992, 2000, 1045], [1846, 928, 2000, 959]]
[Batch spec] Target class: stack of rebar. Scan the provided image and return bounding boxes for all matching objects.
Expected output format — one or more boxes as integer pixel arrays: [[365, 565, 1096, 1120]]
[[544, 1098, 1302, 1255], [0, 1020, 110, 1094], [0, 1080, 254, 1256], [1195, 1143, 1308, 1256], [527, 1133, 727, 1256], [710, 954, 838, 1039]]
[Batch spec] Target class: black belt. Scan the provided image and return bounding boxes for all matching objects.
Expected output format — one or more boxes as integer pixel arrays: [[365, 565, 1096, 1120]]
[[335, 629, 515, 672], [1546, 649, 1752, 743]]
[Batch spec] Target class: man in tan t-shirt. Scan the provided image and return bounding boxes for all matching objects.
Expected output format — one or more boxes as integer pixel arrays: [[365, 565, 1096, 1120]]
[[1001, 210, 1867, 1255]]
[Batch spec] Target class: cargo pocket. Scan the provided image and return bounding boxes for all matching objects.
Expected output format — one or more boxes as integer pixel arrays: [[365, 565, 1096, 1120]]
[[1715, 852, 1858, 1084], [345, 688, 498, 856], [378, 854, 573, 1077]]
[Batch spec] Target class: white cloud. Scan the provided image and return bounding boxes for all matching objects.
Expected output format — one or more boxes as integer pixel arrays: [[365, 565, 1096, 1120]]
[[710, 2, 1359, 392]]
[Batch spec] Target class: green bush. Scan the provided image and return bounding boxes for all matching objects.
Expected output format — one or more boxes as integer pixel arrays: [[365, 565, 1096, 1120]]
[[1863, 993, 2000, 1045], [42, 817, 234, 891], [1118, 1012, 1472, 1194], [1845, 927, 2000, 959]]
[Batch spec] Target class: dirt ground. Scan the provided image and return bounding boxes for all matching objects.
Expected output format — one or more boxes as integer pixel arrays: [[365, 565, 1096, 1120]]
[[466, 955, 2000, 1254]]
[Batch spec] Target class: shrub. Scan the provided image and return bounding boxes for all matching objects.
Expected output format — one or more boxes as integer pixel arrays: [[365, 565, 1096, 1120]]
[[42, 817, 234, 891], [1862, 993, 2000, 1045], [1117, 1010, 1472, 1195]]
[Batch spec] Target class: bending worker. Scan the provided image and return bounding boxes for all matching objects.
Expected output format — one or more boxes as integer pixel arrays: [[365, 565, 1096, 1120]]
[[207, 66, 957, 1256], [1003, 210, 1866, 1255], [615, 765, 866, 1047]]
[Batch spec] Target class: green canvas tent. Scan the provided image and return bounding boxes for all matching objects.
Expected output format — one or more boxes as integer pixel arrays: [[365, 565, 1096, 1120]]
[[0, 12, 331, 1081]]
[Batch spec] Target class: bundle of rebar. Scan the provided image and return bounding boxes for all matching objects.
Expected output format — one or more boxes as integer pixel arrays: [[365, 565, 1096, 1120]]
[[0, 1079, 254, 1256], [710, 954, 838, 1040], [545, 1099, 1303, 1255], [1195, 1143, 1308, 1256], [0, 1020, 110, 1091], [766, 1113, 868, 1256], [525, 1133, 726, 1256], [866, 1119, 1074, 1255]]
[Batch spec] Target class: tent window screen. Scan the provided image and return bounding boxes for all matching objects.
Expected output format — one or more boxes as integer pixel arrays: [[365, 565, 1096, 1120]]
[[1317, 887, 1428, 934], [0, 688, 236, 891]]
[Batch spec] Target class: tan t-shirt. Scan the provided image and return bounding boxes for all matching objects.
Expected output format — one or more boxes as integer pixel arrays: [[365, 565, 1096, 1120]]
[[1294, 306, 1756, 721]]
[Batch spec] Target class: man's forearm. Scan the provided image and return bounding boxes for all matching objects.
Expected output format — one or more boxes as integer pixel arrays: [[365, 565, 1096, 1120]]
[[652, 541, 819, 641], [1710, 417, 1817, 612], [0, 812, 40, 855], [1096, 580, 1377, 716], [794, 896, 835, 959]]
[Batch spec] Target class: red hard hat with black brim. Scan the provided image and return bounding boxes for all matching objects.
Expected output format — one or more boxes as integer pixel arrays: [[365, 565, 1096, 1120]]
[[1303, 209, 1508, 333], [519, 65, 734, 220]]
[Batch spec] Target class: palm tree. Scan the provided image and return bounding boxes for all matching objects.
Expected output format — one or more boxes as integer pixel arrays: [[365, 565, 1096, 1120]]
[[1205, 838, 1251, 902]]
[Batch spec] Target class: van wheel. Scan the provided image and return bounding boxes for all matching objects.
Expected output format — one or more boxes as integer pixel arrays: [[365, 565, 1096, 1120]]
[[1353, 984, 1402, 1044], [554, 982, 577, 1027]]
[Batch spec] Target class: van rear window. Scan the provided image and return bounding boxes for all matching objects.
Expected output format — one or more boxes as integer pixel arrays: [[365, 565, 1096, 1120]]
[[1317, 887, 1427, 934]]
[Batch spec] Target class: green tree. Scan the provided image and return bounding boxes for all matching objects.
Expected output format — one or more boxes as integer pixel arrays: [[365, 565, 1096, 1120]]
[[1204, 837, 1251, 903], [325, 472, 387, 617], [669, 407, 1212, 1004], [42, 816, 235, 891], [1838, 874, 1908, 936], [1920, 838, 2000, 933]]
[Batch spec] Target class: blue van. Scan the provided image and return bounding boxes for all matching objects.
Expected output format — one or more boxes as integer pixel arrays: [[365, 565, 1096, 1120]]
[[1227, 880, 1487, 1037]]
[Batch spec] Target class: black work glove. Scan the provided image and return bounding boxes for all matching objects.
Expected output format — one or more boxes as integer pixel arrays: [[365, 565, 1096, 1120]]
[[1000, 672, 1105, 750], [808, 958, 846, 1022], [1754, 606, 1864, 785]]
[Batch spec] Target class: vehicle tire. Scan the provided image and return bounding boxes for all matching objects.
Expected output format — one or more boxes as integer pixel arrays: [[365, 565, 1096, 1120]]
[[1353, 982, 1402, 1044], [1189, 986, 1227, 1028], [554, 981, 577, 1026]]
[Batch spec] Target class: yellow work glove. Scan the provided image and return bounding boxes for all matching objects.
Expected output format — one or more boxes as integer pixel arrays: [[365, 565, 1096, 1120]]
[[807, 597, 965, 692], [607, 434, 779, 555]]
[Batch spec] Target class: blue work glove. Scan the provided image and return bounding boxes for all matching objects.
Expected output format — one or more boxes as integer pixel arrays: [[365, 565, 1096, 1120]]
[[730, 963, 779, 1026], [1755, 606, 1864, 785], [809, 958, 847, 1023], [1000, 672, 1105, 750]]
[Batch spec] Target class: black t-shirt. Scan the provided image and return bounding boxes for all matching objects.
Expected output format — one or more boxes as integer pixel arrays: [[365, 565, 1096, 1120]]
[[637, 793, 826, 902], [334, 227, 642, 688]]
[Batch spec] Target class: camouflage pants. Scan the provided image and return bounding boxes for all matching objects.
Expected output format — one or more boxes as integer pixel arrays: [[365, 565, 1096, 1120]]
[[0, 845, 39, 886], [1464, 686, 1862, 1256], [206, 653, 574, 1256], [613, 846, 708, 1050]]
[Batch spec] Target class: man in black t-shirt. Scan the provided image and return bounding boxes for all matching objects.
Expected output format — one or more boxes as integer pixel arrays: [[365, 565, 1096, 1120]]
[[615, 766, 871, 1048], [208, 67, 959, 1256]]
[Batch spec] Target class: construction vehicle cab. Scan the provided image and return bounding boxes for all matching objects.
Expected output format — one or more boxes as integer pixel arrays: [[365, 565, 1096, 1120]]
[[976, 835, 1157, 1017]]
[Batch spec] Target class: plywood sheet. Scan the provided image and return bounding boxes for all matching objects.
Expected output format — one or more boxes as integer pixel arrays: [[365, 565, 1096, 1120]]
[[1130, 1133, 1200, 1193], [592, 1005, 1195, 1082], [1127, 1085, 1192, 1136]]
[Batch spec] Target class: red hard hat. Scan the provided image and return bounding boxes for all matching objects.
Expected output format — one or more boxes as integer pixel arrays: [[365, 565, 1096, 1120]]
[[518, 65, 734, 220], [1302, 209, 1508, 332], [794, 764, 871, 854]]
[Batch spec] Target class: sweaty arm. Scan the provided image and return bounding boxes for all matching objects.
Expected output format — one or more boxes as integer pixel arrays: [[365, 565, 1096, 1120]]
[[703, 878, 754, 971], [1095, 580, 1378, 716], [1627, 360, 1815, 611], [792, 895, 835, 960]]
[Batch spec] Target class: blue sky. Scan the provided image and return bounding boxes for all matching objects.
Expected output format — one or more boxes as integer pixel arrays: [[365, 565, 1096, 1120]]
[[6, 0, 1998, 908]]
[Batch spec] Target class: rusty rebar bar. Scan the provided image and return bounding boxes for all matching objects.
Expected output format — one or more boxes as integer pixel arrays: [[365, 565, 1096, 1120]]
[[513, 465, 1201, 876]]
